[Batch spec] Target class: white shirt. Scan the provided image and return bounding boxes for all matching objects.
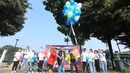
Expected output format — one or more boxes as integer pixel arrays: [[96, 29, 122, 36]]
[[28, 52, 34, 58], [38, 53, 45, 60], [47, 52, 51, 59], [94, 54, 99, 60], [99, 53, 106, 61], [13, 52, 22, 61], [23, 52, 29, 59], [88, 52, 95, 62], [81, 51, 88, 62]]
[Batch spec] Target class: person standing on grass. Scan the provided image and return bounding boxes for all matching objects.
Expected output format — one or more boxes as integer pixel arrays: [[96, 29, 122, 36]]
[[57, 47, 66, 73], [47, 47, 61, 73], [88, 49, 96, 73], [81, 48, 88, 73], [65, 49, 79, 73], [99, 49, 108, 73], [94, 50, 100, 73], [12, 49, 23, 73]]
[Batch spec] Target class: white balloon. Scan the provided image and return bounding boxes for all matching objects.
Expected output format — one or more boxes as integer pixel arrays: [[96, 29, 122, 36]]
[[66, 1, 70, 7], [77, 3, 82, 8], [75, 16, 80, 21], [64, 10, 68, 15], [67, 11, 73, 18]]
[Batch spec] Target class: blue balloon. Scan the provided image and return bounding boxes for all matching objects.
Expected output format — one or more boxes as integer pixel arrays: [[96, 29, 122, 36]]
[[86, 56, 90, 62], [70, 1, 74, 6], [70, 0, 74, 3], [64, 6, 68, 10], [75, 11, 81, 16], [62, 10, 65, 14], [66, 21, 71, 26], [62, 0, 82, 25]]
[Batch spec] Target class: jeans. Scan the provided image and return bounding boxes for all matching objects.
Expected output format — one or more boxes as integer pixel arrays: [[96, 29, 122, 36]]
[[89, 61, 96, 73], [100, 61, 108, 73], [58, 62, 65, 73], [21, 58, 28, 71]]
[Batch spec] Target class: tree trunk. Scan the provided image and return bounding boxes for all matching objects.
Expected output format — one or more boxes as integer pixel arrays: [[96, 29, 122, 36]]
[[107, 39, 116, 69]]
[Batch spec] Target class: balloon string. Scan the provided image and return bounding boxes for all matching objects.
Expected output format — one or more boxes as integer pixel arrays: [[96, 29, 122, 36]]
[[71, 24, 78, 44]]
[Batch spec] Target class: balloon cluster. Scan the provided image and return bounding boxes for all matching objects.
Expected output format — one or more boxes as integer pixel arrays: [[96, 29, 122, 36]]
[[86, 56, 90, 62], [28, 56, 36, 63], [62, 0, 82, 26]]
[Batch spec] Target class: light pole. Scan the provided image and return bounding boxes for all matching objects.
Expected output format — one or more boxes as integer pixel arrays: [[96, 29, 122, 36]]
[[115, 40, 121, 53], [15, 39, 19, 47]]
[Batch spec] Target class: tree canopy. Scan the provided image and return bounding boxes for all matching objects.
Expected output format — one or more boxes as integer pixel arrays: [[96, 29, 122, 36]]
[[0, 0, 30, 36], [43, 0, 130, 69]]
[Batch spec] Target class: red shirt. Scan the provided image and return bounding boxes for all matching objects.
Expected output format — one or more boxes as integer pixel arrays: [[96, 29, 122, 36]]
[[48, 51, 56, 65]]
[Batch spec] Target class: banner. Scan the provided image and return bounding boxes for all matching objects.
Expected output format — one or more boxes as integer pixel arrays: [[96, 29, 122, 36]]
[[43, 45, 82, 70]]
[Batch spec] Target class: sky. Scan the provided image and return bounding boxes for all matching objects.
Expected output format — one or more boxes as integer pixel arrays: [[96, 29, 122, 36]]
[[0, 0, 129, 52]]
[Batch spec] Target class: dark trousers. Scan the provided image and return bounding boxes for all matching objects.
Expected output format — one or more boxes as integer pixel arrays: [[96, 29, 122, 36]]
[[38, 60, 44, 72], [83, 62, 89, 73], [95, 59, 100, 72], [12, 61, 19, 71], [82, 62, 86, 73], [70, 62, 78, 73]]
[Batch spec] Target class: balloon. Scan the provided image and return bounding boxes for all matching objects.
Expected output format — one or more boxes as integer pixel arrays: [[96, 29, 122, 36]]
[[70, 0, 74, 2], [74, 16, 80, 21], [66, 21, 71, 26], [77, 3, 82, 8], [62, 0, 82, 25], [31, 59, 34, 63], [75, 11, 81, 16], [28, 58, 31, 62], [70, 1, 74, 6], [86, 56, 90, 62], [66, 1, 70, 7], [64, 6, 68, 10], [62, 10, 65, 14], [64, 10, 68, 15], [67, 11, 73, 18]]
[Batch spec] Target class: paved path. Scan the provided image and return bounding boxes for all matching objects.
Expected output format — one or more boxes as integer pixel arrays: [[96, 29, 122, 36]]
[[0, 67, 129, 73]]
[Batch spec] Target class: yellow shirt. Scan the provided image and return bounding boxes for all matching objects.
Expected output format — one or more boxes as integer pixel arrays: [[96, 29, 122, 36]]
[[65, 52, 77, 64]]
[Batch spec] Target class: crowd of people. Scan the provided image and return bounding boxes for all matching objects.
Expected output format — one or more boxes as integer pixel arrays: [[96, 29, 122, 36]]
[[81, 48, 108, 73], [11, 46, 108, 73]]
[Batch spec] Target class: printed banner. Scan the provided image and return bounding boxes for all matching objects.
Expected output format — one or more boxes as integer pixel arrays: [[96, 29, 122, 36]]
[[43, 45, 82, 70]]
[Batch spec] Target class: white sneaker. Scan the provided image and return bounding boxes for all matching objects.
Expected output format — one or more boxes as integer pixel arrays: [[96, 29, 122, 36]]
[[13, 71, 16, 73], [11, 71, 14, 73]]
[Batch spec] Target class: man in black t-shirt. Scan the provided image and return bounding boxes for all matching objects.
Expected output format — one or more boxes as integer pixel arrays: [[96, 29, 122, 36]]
[[57, 47, 66, 73]]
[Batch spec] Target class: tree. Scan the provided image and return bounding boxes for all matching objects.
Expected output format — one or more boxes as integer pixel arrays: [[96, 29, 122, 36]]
[[0, 45, 23, 64], [0, 0, 30, 36], [43, 0, 130, 69]]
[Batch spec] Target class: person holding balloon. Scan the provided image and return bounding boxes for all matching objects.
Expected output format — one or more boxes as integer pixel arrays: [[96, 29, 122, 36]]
[[27, 50, 36, 73]]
